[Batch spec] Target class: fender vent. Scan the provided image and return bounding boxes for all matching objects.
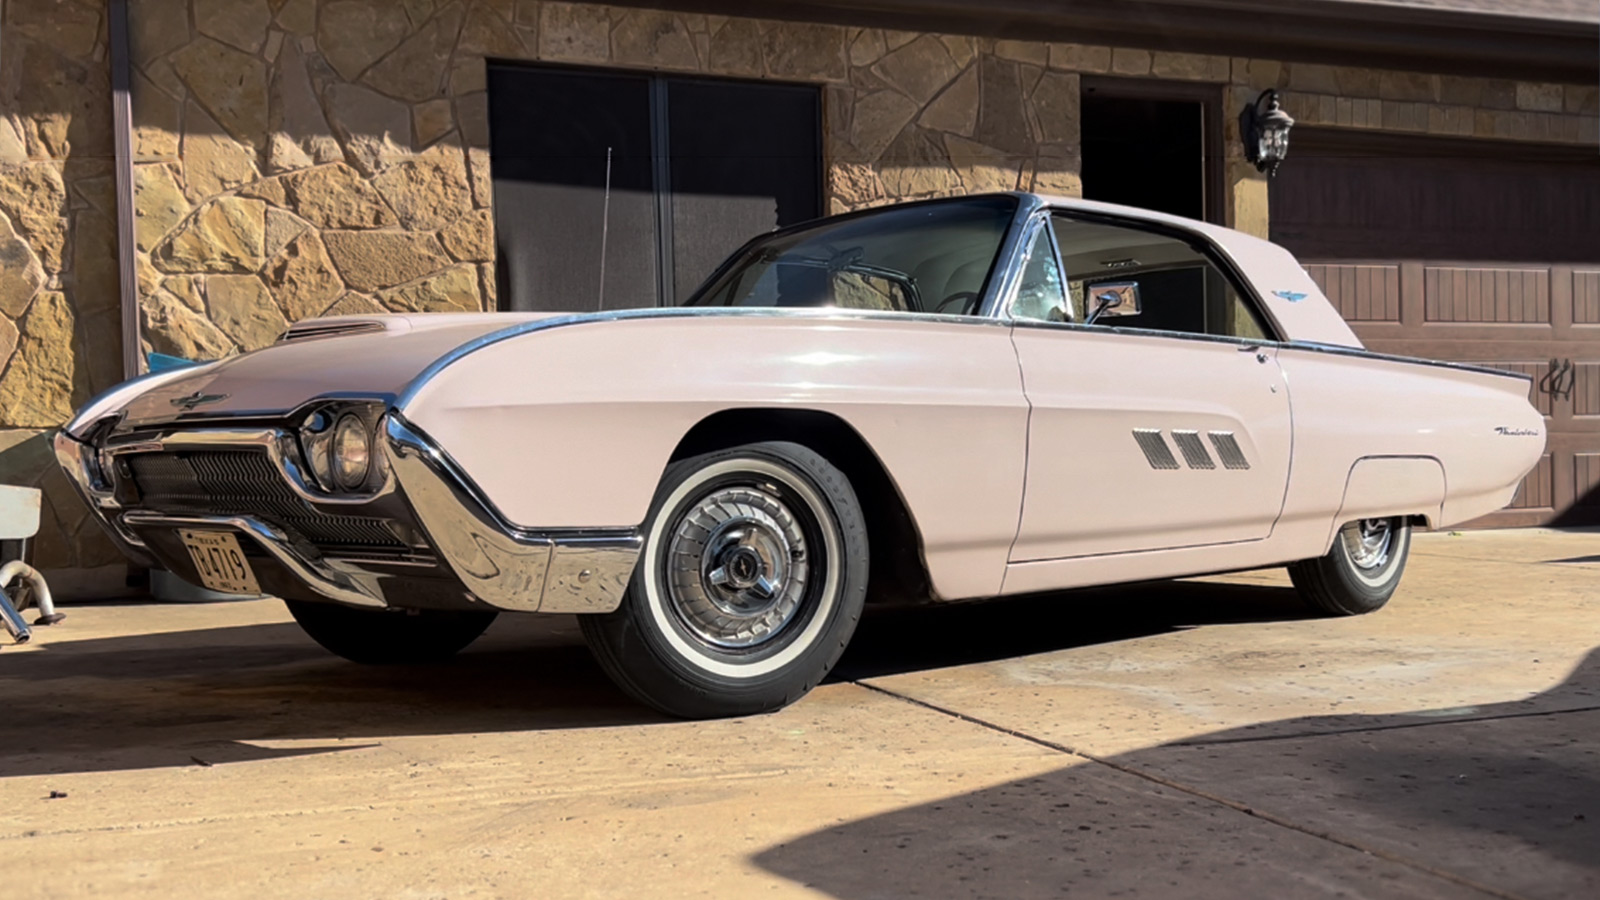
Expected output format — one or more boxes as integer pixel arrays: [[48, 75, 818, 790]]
[[1208, 431, 1251, 470], [1132, 429, 1180, 470], [279, 321, 384, 342], [1171, 431, 1216, 470]]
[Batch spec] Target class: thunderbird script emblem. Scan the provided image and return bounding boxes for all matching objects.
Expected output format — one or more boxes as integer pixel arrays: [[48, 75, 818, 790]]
[[170, 389, 229, 411], [1273, 290, 1307, 302]]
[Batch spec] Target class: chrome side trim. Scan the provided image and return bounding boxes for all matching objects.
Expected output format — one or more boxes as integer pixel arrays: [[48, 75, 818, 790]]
[[381, 413, 642, 613], [395, 303, 1011, 409], [1171, 430, 1216, 470], [1281, 341, 1537, 382], [120, 511, 389, 608], [1132, 429, 1181, 470]]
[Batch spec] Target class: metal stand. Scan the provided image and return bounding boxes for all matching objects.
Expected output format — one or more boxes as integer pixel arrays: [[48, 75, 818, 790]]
[[0, 560, 61, 645], [1, 487, 61, 645]]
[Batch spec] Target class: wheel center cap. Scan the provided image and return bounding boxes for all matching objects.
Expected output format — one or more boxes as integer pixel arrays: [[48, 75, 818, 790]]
[[723, 547, 763, 589]]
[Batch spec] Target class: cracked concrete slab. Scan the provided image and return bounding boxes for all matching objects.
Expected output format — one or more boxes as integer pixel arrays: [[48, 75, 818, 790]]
[[1, 528, 1596, 898]]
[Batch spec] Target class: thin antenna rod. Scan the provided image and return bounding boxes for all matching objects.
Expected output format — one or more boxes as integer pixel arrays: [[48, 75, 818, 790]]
[[597, 146, 613, 310]]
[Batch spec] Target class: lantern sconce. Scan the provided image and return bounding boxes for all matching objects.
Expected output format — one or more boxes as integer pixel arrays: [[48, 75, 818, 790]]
[[1239, 89, 1295, 177]]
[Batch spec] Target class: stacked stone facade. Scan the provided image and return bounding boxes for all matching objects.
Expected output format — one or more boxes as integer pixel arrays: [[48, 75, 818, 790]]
[[1, 0, 1597, 581]]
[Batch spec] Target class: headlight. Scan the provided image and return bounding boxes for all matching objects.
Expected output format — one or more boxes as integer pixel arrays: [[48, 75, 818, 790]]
[[331, 414, 371, 490]]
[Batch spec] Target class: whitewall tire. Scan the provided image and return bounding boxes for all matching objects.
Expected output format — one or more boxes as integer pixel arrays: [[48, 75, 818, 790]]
[[580, 442, 869, 718], [1288, 517, 1412, 616]]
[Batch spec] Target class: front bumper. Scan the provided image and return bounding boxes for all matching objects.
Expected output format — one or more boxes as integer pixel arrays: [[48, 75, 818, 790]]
[[54, 412, 641, 614]]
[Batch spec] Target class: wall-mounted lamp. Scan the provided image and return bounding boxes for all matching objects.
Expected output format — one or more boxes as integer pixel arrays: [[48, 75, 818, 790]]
[[1239, 89, 1295, 177]]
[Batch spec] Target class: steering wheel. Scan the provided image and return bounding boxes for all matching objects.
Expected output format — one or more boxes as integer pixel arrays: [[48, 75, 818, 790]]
[[935, 291, 981, 316]]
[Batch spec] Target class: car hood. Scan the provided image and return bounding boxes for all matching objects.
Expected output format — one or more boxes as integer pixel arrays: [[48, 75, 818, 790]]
[[111, 313, 561, 430]]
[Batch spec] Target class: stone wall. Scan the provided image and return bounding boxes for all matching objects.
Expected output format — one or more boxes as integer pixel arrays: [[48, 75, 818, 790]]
[[0, 0, 124, 578], [121, 0, 1600, 366], [1, 0, 1597, 583]]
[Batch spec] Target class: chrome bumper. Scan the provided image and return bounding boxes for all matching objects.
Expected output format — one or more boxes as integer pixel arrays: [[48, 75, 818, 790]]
[[53, 414, 641, 614], [382, 415, 640, 613]]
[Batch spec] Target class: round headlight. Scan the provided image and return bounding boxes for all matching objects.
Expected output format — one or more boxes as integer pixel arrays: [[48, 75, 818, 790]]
[[330, 414, 371, 491]]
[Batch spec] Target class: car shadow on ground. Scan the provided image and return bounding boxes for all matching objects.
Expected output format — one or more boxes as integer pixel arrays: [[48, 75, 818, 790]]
[[836, 578, 1310, 681], [0, 578, 1310, 778], [756, 646, 1600, 900]]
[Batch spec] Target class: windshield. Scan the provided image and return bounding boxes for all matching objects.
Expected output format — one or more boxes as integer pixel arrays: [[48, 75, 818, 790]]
[[686, 196, 1019, 315]]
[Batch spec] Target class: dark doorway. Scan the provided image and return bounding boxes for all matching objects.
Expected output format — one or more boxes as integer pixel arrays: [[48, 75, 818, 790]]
[[487, 64, 822, 313], [1080, 79, 1222, 223]]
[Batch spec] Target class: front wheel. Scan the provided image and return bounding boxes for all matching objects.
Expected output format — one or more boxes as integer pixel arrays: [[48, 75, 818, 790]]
[[1288, 517, 1412, 616], [580, 441, 869, 718], [286, 600, 496, 664]]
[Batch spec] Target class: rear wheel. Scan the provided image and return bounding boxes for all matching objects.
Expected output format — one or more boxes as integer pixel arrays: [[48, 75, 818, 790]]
[[1288, 517, 1411, 616], [286, 600, 496, 664], [581, 441, 868, 719]]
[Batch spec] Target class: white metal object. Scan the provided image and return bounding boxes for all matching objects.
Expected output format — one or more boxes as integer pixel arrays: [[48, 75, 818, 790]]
[[1, 560, 62, 642], [0, 486, 63, 641], [0, 484, 41, 540]]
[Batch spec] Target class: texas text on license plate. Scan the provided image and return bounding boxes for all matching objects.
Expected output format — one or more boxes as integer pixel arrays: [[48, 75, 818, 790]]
[[179, 530, 261, 595]]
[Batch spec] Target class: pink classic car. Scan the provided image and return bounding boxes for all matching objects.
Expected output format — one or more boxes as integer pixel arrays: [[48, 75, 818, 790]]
[[55, 193, 1544, 717]]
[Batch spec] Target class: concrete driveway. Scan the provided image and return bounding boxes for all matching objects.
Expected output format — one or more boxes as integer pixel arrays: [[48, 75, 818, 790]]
[[2, 529, 1596, 899]]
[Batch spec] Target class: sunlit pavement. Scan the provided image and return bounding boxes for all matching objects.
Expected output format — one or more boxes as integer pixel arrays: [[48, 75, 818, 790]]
[[2, 529, 1596, 899]]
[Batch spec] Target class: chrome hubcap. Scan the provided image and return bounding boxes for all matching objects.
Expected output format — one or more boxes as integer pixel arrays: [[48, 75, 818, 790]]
[[666, 486, 809, 649], [1342, 518, 1394, 570]]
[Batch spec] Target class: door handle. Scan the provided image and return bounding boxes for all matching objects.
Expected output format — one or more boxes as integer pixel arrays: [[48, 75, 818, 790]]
[[1238, 344, 1268, 363], [1538, 358, 1574, 401]]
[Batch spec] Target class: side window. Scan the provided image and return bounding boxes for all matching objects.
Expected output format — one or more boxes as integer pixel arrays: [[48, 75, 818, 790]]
[[1011, 223, 1069, 323], [1015, 214, 1269, 340]]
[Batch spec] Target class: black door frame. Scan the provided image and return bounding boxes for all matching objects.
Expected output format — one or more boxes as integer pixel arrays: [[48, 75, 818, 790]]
[[1079, 76, 1227, 226], [485, 59, 825, 310]]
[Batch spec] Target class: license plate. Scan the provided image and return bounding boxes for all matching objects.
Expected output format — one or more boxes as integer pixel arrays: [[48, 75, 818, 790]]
[[179, 530, 260, 595]]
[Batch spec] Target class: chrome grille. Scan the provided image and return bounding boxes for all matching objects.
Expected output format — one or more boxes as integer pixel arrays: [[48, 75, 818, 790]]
[[1132, 429, 1180, 470], [1208, 431, 1251, 470], [1170, 431, 1216, 470], [124, 450, 403, 548]]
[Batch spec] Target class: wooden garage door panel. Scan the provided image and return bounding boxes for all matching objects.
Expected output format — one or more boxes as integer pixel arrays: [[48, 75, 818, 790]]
[[1306, 264, 1400, 322], [1576, 455, 1600, 511], [1575, 272, 1600, 325], [1423, 267, 1549, 324], [1272, 130, 1600, 528], [1574, 363, 1600, 417], [1472, 361, 1551, 416], [1508, 454, 1555, 511]]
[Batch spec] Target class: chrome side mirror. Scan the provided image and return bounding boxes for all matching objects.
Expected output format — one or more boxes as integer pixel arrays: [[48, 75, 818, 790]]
[[1086, 282, 1141, 325]]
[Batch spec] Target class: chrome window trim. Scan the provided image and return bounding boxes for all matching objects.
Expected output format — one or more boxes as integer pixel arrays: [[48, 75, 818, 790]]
[[1279, 341, 1535, 382], [1030, 202, 1284, 344], [977, 193, 1049, 320], [992, 209, 1060, 324], [1010, 315, 1283, 352]]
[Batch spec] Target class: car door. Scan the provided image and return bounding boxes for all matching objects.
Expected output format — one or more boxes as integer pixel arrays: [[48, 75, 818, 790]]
[[1006, 212, 1293, 562]]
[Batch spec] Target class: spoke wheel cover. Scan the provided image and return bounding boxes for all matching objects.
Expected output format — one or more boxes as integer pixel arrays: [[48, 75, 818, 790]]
[[1342, 518, 1394, 571], [641, 457, 843, 680], [666, 487, 809, 649]]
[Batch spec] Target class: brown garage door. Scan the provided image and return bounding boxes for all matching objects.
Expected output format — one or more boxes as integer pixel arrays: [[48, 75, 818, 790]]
[[1271, 130, 1600, 527]]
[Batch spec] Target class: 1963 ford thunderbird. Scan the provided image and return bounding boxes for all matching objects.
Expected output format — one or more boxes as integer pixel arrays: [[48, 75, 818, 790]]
[[55, 193, 1544, 717]]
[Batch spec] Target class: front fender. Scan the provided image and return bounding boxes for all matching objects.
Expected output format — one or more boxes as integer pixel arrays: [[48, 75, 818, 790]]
[[398, 310, 1031, 601]]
